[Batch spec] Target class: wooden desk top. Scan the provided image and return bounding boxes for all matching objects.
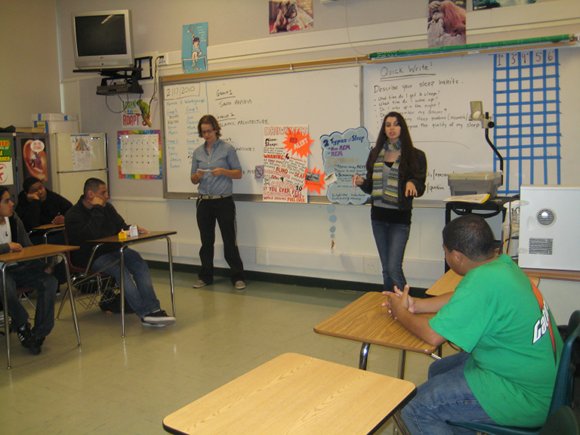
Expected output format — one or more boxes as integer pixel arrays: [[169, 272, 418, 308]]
[[426, 269, 542, 297], [522, 268, 580, 282], [314, 292, 437, 355], [0, 244, 79, 263], [31, 223, 65, 231], [91, 230, 177, 244], [163, 353, 415, 435]]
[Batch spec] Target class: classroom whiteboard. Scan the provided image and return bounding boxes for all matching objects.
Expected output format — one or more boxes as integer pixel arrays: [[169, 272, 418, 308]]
[[161, 66, 362, 199], [161, 47, 580, 202], [363, 47, 580, 200]]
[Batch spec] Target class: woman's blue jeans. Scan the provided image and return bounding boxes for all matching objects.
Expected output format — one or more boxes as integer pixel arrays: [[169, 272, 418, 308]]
[[401, 352, 494, 434], [371, 219, 410, 291]]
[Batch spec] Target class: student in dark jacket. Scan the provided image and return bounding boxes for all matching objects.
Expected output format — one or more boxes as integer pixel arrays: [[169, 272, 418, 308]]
[[65, 178, 175, 327], [0, 186, 58, 355], [16, 176, 72, 231], [354, 111, 427, 291]]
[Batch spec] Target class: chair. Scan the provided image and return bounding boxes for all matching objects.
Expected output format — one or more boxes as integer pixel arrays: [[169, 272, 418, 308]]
[[539, 406, 580, 435], [56, 239, 116, 318], [448, 310, 580, 434]]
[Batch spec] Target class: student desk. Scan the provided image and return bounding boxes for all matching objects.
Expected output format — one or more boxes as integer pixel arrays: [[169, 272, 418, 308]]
[[0, 243, 81, 369], [162, 353, 416, 435], [314, 292, 437, 378], [89, 230, 176, 337], [426, 269, 542, 297], [30, 223, 65, 245]]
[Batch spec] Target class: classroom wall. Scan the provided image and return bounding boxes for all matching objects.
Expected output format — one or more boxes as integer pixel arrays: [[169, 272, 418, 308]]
[[50, 0, 580, 316], [0, 0, 61, 127]]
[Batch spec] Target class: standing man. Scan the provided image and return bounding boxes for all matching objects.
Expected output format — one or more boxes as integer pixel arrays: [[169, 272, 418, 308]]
[[65, 178, 175, 327], [385, 215, 562, 433], [0, 186, 58, 355], [190, 114, 246, 290]]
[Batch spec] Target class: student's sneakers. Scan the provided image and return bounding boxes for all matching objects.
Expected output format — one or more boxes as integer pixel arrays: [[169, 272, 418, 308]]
[[141, 310, 176, 327], [192, 279, 208, 288], [234, 280, 246, 291], [15, 322, 42, 355]]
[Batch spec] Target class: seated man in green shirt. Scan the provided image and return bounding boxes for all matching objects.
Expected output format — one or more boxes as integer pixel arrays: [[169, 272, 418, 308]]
[[386, 214, 562, 433]]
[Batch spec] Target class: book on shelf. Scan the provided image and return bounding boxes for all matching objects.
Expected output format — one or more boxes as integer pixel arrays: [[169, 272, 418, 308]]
[[444, 193, 491, 204]]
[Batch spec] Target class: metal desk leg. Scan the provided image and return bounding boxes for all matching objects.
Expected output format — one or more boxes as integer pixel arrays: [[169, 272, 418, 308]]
[[60, 254, 81, 346], [359, 342, 370, 370], [398, 350, 407, 379], [119, 246, 126, 338], [166, 236, 176, 316], [2, 266, 11, 369]]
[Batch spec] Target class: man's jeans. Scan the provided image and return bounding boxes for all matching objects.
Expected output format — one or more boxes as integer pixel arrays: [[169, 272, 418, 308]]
[[371, 219, 410, 291], [91, 248, 161, 318], [1, 262, 57, 338], [401, 352, 494, 434]]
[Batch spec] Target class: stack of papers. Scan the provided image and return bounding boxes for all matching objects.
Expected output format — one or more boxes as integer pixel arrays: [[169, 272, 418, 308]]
[[444, 193, 490, 204]]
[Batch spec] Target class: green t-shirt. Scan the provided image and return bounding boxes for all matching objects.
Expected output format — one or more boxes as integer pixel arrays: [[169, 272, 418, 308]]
[[429, 254, 562, 427]]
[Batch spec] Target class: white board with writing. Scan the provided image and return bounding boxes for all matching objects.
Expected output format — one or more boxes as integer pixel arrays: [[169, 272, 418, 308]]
[[161, 66, 362, 198]]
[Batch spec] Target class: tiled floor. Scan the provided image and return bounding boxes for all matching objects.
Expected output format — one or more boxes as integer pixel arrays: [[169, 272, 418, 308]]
[[0, 269, 442, 434]]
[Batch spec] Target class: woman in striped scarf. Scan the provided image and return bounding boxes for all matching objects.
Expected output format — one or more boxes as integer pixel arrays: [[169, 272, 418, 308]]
[[354, 112, 427, 291]]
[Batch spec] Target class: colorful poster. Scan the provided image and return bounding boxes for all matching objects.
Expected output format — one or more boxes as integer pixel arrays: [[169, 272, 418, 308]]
[[0, 139, 14, 185], [117, 130, 162, 179], [263, 125, 311, 203], [321, 127, 371, 205], [20, 138, 49, 182], [427, 0, 466, 47], [269, 0, 314, 34], [182, 22, 208, 74]]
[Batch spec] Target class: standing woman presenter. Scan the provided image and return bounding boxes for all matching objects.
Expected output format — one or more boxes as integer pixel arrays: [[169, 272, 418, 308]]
[[354, 112, 427, 291], [191, 115, 246, 290]]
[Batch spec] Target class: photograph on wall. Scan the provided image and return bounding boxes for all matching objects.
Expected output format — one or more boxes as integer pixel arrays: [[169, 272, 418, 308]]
[[473, 0, 555, 10], [0, 138, 14, 186], [20, 137, 49, 183], [263, 125, 310, 203], [427, 0, 466, 47], [269, 0, 314, 34], [182, 22, 208, 73]]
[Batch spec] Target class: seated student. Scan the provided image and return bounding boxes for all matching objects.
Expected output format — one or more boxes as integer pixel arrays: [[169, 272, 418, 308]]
[[385, 214, 562, 433], [16, 176, 72, 232], [0, 187, 58, 355], [64, 178, 175, 327]]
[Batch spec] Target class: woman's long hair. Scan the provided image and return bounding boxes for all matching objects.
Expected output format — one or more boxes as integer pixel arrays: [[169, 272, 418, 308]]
[[366, 112, 419, 175]]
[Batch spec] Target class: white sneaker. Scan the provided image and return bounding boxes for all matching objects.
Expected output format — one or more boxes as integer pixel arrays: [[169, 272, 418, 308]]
[[141, 310, 176, 327], [234, 280, 246, 291], [192, 279, 208, 289]]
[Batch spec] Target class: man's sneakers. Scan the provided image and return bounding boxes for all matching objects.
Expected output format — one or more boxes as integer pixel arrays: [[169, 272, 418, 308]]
[[15, 322, 42, 355], [141, 310, 176, 327], [234, 280, 247, 291], [192, 279, 208, 289]]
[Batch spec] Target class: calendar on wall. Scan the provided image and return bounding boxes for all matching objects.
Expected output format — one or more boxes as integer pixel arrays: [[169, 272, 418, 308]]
[[117, 130, 162, 179]]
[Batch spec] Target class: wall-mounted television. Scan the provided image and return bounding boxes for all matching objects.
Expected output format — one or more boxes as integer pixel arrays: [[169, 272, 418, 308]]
[[72, 10, 134, 70]]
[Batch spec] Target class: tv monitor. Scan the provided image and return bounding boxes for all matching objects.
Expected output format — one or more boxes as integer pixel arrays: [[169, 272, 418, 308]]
[[72, 10, 134, 70]]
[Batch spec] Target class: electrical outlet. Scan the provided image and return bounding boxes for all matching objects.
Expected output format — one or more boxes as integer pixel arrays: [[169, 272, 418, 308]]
[[157, 54, 167, 66]]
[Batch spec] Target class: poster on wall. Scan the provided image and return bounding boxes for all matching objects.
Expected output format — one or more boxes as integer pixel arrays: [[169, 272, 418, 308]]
[[263, 125, 311, 203], [269, 0, 314, 34], [182, 22, 208, 73], [20, 137, 49, 183], [427, 0, 466, 47], [321, 127, 371, 205], [117, 130, 162, 179], [0, 139, 14, 186], [122, 100, 152, 128]]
